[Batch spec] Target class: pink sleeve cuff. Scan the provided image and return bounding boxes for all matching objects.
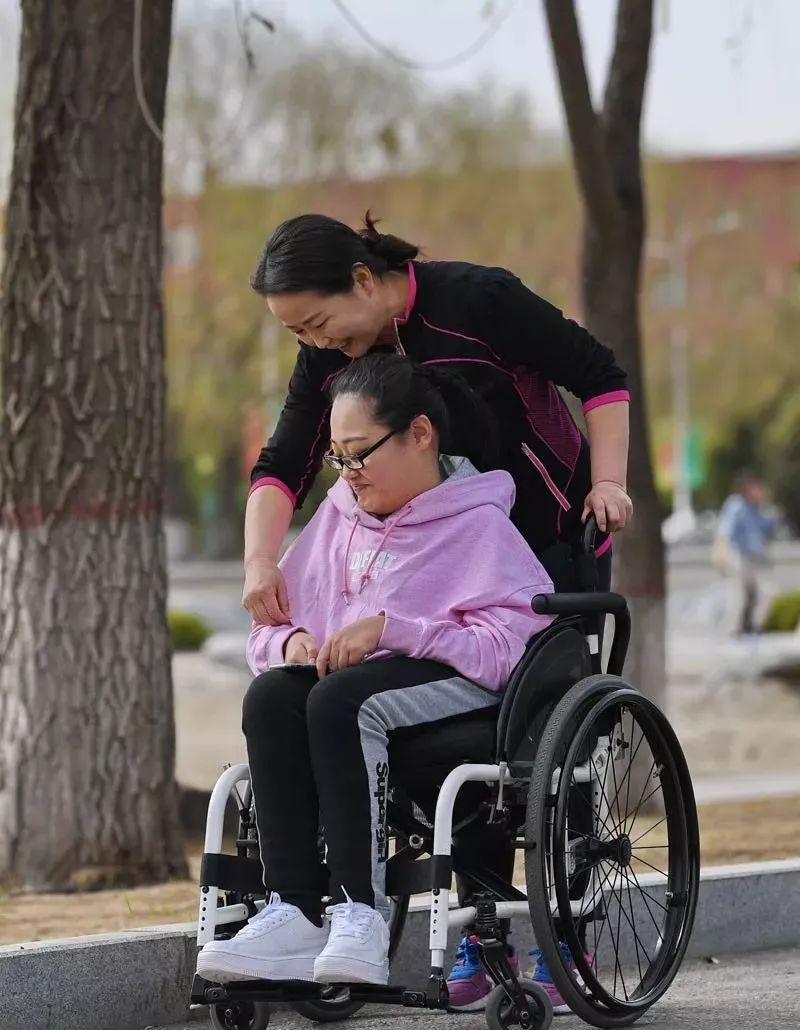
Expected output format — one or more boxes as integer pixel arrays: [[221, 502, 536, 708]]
[[582, 390, 630, 415], [378, 610, 421, 656], [248, 476, 297, 507], [246, 623, 299, 674]]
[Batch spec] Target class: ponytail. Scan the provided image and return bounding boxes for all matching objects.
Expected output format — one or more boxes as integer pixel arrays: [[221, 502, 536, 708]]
[[329, 353, 498, 472], [251, 211, 419, 296], [357, 211, 419, 271]]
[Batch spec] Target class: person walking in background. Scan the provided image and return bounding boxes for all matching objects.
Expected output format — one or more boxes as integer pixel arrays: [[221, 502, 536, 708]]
[[714, 471, 778, 636]]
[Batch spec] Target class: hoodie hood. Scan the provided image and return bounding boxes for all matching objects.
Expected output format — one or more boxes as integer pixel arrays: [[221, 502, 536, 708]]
[[327, 455, 516, 527], [328, 457, 517, 603]]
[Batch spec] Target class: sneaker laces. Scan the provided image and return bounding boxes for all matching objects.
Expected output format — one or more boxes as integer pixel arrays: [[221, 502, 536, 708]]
[[449, 935, 482, 980], [529, 941, 574, 982], [325, 887, 376, 942], [238, 891, 294, 937]]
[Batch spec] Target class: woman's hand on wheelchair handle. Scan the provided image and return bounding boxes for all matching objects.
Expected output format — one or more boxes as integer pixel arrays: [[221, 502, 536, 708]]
[[582, 481, 633, 533], [316, 615, 386, 678], [242, 558, 291, 626]]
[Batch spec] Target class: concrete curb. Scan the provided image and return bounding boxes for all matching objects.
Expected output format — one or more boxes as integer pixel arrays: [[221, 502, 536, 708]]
[[2, 859, 799, 1030]]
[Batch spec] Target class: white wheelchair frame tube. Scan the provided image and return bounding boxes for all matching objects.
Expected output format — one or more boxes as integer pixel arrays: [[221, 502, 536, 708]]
[[198, 762, 254, 946], [428, 735, 613, 969]]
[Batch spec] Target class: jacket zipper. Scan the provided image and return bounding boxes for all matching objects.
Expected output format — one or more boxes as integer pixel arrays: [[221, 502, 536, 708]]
[[521, 442, 571, 512]]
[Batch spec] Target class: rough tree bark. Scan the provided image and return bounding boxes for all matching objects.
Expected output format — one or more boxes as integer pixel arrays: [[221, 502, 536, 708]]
[[543, 0, 665, 710], [0, 0, 186, 888]]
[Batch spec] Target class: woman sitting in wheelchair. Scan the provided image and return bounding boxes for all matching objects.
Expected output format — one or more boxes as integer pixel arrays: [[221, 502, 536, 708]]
[[197, 352, 553, 992]]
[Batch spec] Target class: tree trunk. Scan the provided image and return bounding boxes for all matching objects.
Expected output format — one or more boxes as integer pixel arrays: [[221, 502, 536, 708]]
[[0, 0, 186, 888], [544, 0, 664, 710]]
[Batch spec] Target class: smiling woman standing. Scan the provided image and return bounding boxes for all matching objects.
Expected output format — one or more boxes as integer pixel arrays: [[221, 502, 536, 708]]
[[243, 212, 632, 627]]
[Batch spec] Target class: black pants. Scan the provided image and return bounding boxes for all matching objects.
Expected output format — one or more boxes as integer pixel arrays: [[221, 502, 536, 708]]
[[243, 657, 500, 920]]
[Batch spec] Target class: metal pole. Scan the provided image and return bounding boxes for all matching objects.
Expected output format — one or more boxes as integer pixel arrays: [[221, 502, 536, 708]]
[[671, 218, 692, 518]]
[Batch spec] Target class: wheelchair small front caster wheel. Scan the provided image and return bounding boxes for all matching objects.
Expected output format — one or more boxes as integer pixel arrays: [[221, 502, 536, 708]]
[[484, 979, 553, 1030], [209, 999, 270, 1030]]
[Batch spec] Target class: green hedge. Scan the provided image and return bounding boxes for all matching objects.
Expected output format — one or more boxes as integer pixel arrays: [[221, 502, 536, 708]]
[[169, 610, 212, 651], [762, 593, 800, 633]]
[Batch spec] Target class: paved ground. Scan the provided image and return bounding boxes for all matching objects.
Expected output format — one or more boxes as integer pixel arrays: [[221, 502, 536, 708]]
[[149, 947, 800, 1030]]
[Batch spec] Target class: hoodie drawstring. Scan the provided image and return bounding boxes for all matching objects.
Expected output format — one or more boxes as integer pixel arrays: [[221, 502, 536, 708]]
[[341, 517, 360, 605], [341, 508, 411, 604]]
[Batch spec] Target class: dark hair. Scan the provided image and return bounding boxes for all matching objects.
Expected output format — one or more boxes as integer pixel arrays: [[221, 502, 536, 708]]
[[328, 353, 499, 472], [734, 468, 761, 491], [251, 212, 419, 296]]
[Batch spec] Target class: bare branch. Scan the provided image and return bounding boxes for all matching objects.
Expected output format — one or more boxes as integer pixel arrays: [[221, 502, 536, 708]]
[[543, 0, 620, 234]]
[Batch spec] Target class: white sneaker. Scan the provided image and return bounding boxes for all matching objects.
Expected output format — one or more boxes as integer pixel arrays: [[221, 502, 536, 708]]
[[314, 891, 390, 985], [196, 892, 329, 983]]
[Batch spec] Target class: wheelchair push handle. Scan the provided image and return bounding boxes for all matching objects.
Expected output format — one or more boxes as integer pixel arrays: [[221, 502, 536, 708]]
[[582, 513, 599, 555], [531, 592, 628, 617]]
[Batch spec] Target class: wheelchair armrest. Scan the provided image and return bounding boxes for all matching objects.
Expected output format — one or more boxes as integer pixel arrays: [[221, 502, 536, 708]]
[[532, 592, 628, 617]]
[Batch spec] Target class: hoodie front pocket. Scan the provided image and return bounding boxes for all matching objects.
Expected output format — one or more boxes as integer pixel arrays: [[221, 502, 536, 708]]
[[521, 442, 571, 512]]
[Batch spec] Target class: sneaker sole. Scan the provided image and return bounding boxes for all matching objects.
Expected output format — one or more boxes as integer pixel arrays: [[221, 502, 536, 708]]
[[314, 955, 389, 985], [447, 995, 489, 1012], [197, 950, 318, 983]]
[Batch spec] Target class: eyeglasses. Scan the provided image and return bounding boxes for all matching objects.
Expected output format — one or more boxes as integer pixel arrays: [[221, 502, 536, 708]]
[[323, 429, 399, 472]]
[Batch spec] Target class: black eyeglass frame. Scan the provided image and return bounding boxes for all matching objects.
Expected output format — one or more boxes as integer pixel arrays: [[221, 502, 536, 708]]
[[323, 428, 400, 472]]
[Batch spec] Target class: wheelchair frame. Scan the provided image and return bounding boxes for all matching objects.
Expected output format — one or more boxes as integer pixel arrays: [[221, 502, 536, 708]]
[[191, 521, 698, 1030]]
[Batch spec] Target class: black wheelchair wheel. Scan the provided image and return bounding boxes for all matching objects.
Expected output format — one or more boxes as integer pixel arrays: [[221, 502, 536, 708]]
[[209, 999, 270, 1030], [290, 892, 410, 1022], [484, 979, 554, 1030], [526, 676, 699, 1028]]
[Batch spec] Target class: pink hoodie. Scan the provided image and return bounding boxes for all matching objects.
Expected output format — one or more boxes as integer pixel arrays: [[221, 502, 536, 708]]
[[246, 458, 554, 691]]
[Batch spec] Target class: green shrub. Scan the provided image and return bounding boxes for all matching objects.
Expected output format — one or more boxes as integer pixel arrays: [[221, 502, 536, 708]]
[[762, 593, 800, 634], [169, 610, 212, 651]]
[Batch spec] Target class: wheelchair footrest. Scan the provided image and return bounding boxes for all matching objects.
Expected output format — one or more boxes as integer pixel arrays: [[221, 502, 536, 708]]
[[190, 974, 449, 1010]]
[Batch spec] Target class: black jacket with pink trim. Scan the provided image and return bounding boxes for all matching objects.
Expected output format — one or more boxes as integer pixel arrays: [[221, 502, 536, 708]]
[[250, 260, 628, 562]]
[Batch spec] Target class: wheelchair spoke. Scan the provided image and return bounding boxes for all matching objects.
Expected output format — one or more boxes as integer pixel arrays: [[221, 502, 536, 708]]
[[575, 854, 606, 922], [612, 756, 657, 840], [620, 724, 647, 835], [590, 859, 620, 981], [604, 718, 646, 838], [576, 764, 615, 841], [627, 863, 670, 933], [626, 778, 666, 830], [606, 866, 629, 1000], [631, 854, 669, 878], [586, 759, 617, 840], [607, 736, 624, 838], [630, 814, 668, 846], [618, 865, 654, 971]]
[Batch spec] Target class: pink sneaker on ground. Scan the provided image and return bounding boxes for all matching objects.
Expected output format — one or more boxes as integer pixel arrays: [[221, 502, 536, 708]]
[[446, 934, 520, 1011], [528, 943, 592, 1015]]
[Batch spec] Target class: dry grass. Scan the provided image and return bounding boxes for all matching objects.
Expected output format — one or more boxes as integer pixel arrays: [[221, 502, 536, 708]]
[[1, 797, 798, 947]]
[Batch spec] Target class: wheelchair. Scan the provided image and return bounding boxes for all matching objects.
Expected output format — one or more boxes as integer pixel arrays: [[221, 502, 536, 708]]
[[191, 521, 700, 1030]]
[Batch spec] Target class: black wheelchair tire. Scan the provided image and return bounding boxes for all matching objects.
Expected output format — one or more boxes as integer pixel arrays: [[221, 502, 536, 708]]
[[209, 999, 270, 1030], [484, 979, 554, 1030], [290, 893, 410, 1022], [525, 675, 700, 1028]]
